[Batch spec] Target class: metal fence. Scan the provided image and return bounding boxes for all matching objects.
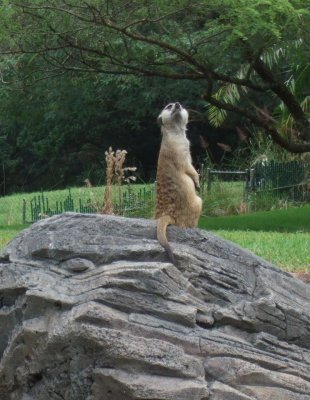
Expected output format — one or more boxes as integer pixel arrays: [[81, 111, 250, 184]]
[[202, 168, 252, 215], [23, 186, 155, 224], [252, 161, 310, 201], [205, 168, 253, 197], [204, 161, 310, 214]]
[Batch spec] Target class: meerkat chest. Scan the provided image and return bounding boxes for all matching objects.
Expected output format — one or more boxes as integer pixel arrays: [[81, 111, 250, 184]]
[[164, 135, 191, 164]]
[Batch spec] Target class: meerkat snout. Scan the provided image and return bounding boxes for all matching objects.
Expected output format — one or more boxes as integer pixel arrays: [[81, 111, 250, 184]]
[[157, 102, 188, 130]]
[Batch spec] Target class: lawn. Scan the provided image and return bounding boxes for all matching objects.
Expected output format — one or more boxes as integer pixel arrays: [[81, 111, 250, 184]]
[[0, 184, 155, 226], [209, 230, 309, 272], [199, 206, 310, 272], [199, 205, 310, 232], [0, 188, 309, 273], [0, 225, 26, 251]]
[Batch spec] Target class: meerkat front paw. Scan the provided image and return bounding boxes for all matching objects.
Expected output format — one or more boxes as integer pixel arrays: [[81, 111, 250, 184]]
[[194, 176, 200, 192]]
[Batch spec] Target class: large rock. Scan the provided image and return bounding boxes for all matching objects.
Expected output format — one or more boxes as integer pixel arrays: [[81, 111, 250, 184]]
[[0, 212, 309, 400]]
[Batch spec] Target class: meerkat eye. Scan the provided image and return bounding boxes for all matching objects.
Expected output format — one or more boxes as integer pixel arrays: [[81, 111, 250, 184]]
[[165, 104, 173, 110]]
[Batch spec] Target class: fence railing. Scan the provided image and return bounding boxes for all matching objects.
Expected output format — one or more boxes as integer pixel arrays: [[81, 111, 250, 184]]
[[205, 168, 255, 198]]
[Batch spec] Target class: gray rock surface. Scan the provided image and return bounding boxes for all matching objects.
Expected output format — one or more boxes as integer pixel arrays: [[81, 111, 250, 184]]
[[0, 212, 309, 400]]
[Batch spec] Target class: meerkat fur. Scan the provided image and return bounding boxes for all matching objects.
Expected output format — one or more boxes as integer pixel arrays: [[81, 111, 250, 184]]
[[155, 102, 202, 264]]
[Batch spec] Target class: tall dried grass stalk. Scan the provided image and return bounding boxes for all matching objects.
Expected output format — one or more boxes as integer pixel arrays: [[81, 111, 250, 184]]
[[102, 147, 136, 215], [102, 147, 115, 214], [85, 147, 136, 215]]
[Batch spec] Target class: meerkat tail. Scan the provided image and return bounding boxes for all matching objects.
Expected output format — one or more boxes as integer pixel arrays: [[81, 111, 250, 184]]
[[157, 215, 176, 265]]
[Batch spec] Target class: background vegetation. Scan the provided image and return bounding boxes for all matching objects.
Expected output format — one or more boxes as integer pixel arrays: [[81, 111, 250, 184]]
[[0, 0, 309, 194]]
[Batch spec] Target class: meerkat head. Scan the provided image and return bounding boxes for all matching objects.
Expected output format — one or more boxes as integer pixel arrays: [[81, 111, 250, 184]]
[[157, 102, 188, 131]]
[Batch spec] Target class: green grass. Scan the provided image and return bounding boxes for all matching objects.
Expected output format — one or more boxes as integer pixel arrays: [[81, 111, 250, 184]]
[[0, 184, 154, 226], [199, 205, 310, 232], [0, 187, 92, 226], [202, 181, 246, 216], [0, 188, 309, 273], [211, 230, 309, 272], [199, 205, 310, 272], [0, 184, 154, 251], [0, 225, 26, 250]]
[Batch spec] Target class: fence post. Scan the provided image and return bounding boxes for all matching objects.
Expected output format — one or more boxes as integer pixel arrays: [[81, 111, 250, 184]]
[[22, 199, 26, 224], [244, 169, 249, 204], [200, 163, 204, 195], [249, 168, 255, 191], [207, 168, 211, 193]]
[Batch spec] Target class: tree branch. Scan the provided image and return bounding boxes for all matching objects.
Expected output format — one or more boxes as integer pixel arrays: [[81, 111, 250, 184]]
[[247, 48, 310, 140], [15, 2, 269, 91], [203, 93, 310, 153], [8, 1, 310, 153]]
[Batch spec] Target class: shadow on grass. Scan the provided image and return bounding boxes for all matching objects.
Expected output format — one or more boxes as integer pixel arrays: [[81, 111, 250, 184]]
[[199, 205, 310, 233]]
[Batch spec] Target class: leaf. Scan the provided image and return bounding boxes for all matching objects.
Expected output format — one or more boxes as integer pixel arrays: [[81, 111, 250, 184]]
[[208, 104, 227, 127]]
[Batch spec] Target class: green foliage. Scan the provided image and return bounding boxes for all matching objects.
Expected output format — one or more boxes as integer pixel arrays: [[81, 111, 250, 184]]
[[0, 72, 204, 193], [0, 0, 309, 193], [0, 0, 308, 81]]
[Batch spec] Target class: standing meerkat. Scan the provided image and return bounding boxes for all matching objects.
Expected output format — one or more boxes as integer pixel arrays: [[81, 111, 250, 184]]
[[155, 102, 202, 264]]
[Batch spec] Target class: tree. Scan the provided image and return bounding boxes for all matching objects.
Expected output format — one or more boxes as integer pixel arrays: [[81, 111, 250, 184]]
[[0, 0, 309, 154], [0, 66, 209, 192]]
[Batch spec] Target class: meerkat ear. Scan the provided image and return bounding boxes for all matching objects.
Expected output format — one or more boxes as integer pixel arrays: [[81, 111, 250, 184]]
[[157, 116, 163, 126]]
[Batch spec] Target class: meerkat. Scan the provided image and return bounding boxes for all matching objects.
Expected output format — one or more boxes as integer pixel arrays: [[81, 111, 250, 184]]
[[155, 102, 202, 264]]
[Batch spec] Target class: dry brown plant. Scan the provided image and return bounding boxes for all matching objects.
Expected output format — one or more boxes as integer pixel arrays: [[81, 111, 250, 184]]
[[84, 178, 101, 212], [102, 148, 137, 214], [102, 147, 115, 214], [236, 200, 248, 214], [85, 147, 136, 215]]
